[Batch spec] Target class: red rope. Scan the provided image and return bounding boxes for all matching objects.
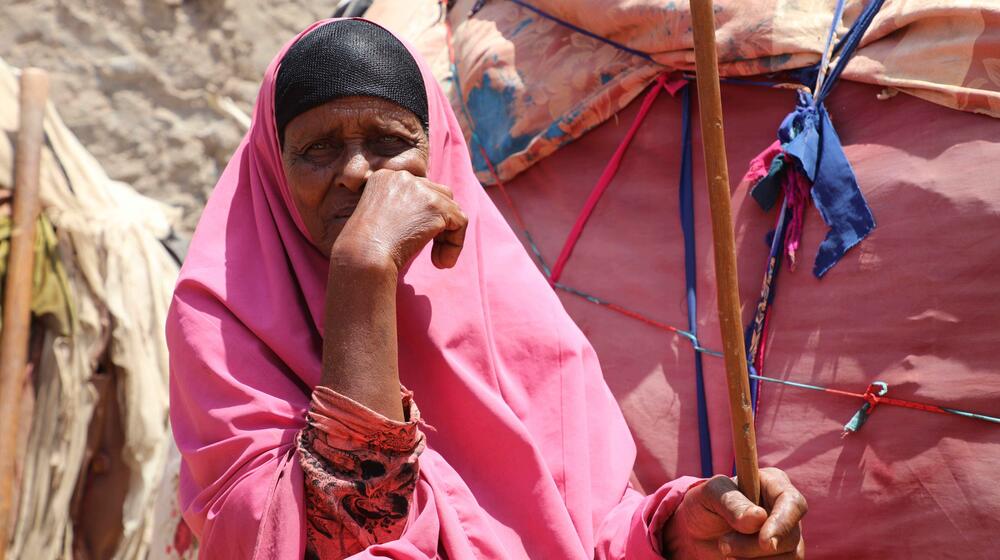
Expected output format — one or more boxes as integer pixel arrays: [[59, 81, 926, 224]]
[[877, 395, 949, 416], [548, 74, 669, 283], [602, 301, 682, 334]]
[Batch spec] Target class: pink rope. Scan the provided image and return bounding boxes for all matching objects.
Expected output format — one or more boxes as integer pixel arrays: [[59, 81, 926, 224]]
[[784, 168, 811, 270], [549, 74, 669, 283]]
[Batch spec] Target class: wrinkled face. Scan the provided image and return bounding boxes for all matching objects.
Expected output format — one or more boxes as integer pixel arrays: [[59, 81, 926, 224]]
[[280, 96, 429, 255]]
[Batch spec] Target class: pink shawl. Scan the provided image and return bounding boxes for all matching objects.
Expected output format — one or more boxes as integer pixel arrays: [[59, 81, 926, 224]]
[[167, 19, 695, 559]]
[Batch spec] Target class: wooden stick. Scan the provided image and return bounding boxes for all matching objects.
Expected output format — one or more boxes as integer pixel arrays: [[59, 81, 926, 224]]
[[689, 1, 761, 504], [0, 67, 49, 557]]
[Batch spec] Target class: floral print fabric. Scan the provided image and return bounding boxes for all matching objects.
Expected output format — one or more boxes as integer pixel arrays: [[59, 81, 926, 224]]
[[373, 0, 1000, 184], [298, 386, 425, 559]]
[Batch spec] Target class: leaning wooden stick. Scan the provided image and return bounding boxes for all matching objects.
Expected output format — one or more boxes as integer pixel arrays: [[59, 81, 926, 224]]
[[0, 67, 49, 558], [689, 1, 761, 504]]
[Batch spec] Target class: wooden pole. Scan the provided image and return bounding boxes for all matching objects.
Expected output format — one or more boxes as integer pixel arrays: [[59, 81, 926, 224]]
[[689, 1, 761, 504], [0, 67, 49, 558]]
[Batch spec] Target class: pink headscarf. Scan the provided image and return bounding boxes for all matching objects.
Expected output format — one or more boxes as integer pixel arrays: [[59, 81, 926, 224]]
[[167, 19, 695, 559]]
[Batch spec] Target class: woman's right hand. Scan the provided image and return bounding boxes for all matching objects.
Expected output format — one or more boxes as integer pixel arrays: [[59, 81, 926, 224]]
[[332, 169, 468, 273], [662, 468, 807, 559]]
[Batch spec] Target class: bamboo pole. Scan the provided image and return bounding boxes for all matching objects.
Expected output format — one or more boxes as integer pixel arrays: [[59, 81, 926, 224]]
[[0, 68, 50, 558], [689, 1, 761, 504]]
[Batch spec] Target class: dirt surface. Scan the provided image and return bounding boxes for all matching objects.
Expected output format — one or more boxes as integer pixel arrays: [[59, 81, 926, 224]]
[[1, 0, 340, 234]]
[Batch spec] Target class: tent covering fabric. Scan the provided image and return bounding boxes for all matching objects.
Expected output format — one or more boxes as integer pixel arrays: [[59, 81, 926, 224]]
[[366, 3, 1000, 558], [491, 78, 1000, 559], [0, 59, 179, 559], [0, 208, 73, 335], [148, 439, 198, 560], [375, 0, 1000, 184]]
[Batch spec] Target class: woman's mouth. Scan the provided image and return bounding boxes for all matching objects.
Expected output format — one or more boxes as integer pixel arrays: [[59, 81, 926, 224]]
[[331, 206, 357, 221]]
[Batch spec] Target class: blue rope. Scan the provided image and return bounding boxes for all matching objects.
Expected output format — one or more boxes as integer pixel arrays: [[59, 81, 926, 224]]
[[812, 0, 848, 97], [677, 84, 714, 477], [816, 0, 886, 104], [506, 0, 656, 62], [743, 197, 791, 417]]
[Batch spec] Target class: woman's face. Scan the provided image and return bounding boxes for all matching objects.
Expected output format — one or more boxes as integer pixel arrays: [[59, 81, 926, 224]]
[[280, 96, 429, 256]]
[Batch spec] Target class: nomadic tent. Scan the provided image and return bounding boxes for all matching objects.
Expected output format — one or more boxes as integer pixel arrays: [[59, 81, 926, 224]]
[[368, 1, 1000, 558], [0, 59, 180, 559]]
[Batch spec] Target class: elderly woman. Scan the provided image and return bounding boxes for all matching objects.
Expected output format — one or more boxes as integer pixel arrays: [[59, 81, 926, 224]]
[[167, 18, 806, 560]]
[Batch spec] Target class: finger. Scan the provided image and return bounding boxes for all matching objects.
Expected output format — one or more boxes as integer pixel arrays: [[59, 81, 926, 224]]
[[720, 525, 801, 558], [420, 178, 455, 200], [425, 192, 464, 268], [431, 207, 468, 269], [432, 233, 461, 268], [699, 476, 768, 535], [757, 469, 808, 547], [731, 536, 805, 560]]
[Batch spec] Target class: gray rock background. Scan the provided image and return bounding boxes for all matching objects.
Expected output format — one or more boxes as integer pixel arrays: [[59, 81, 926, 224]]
[[1, 0, 340, 233]]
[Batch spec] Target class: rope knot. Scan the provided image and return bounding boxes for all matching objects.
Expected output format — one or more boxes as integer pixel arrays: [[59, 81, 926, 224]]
[[844, 381, 888, 435], [863, 381, 888, 408]]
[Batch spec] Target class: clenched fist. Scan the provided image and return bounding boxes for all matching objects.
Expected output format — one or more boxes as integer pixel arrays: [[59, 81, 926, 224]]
[[663, 468, 807, 559], [333, 169, 468, 272]]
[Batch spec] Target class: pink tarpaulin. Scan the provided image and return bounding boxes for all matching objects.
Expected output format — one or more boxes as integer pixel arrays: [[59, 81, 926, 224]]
[[489, 80, 1000, 559]]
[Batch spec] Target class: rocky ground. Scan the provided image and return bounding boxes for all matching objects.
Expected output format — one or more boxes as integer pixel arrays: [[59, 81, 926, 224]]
[[1, 0, 343, 234]]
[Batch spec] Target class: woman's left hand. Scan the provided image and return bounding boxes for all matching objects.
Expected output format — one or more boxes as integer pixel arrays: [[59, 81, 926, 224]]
[[662, 467, 807, 559]]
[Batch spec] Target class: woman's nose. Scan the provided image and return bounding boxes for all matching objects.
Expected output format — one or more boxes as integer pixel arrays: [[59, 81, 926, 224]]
[[336, 149, 371, 192]]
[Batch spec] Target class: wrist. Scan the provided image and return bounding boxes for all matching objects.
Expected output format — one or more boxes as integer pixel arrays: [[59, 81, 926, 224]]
[[659, 482, 702, 557], [329, 239, 399, 278], [660, 510, 685, 557]]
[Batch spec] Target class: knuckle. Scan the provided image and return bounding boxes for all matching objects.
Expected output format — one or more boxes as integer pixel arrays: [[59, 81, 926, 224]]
[[430, 193, 451, 213], [782, 486, 808, 517], [709, 474, 735, 491], [370, 168, 393, 181], [703, 476, 733, 504], [713, 477, 740, 499], [762, 467, 788, 482]]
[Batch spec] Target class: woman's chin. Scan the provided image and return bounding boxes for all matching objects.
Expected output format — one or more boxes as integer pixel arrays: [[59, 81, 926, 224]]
[[314, 226, 347, 258]]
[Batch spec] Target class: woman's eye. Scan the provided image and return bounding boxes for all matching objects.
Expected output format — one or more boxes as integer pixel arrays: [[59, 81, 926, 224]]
[[305, 142, 331, 153], [299, 141, 341, 162], [373, 135, 409, 151]]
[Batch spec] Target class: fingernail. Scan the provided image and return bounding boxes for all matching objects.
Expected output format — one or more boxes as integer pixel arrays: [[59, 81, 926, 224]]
[[770, 537, 780, 551], [718, 541, 731, 556]]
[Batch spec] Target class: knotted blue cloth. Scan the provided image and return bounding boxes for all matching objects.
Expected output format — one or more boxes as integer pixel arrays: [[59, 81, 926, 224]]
[[761, 89, 876, 278], [752, 0, 885, 277]]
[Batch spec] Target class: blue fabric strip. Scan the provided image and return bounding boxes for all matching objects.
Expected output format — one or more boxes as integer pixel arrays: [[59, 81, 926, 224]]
[[780, 90, 876, 277], [678, 85, 714, 478], [761, 0, 884, 277]]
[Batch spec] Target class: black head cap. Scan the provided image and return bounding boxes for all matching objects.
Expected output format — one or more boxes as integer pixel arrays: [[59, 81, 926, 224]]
[[274, 20, 429, 143]]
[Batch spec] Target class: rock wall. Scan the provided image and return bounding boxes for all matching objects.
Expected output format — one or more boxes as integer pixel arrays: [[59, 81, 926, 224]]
[[1, 0, 340, 233]]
